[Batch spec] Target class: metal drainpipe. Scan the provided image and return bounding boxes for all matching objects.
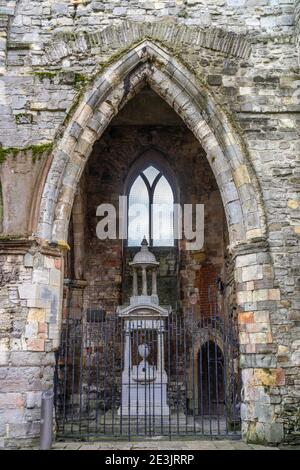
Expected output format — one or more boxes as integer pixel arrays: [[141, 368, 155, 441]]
[[39, 390, 54, 450]]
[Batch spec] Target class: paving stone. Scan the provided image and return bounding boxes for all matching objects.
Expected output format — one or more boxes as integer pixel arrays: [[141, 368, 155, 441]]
[[50, 440, 282, 451]]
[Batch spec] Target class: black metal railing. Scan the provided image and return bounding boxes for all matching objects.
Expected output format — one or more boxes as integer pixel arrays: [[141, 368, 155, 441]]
[[54, 293, 240, 440]]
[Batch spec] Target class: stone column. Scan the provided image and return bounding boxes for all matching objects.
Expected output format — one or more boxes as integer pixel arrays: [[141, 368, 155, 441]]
[[132, 268, 138, 296], [157, 324, 165, 373], [124, 328, 131, 372], [152, 269, 157, 296], [72, 188, 85, 280], [142, 267, 147, 296]]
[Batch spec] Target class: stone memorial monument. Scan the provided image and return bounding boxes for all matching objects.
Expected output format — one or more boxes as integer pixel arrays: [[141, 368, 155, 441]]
[[117, 238, 171, 417]]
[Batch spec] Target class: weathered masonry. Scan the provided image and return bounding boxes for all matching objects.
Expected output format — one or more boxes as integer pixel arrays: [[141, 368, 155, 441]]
[[0, 0, 299, 449]]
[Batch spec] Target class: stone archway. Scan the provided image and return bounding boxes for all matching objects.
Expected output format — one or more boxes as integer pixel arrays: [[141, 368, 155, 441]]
[[33, 40, 283, 444], [36, 40, 266, 247]]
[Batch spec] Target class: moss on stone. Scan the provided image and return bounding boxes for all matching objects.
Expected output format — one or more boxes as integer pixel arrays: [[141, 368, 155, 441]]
[[31, 143, 53, 163], [244, 422, 266, 445], [0, 143, 53, 164], [15, 113, 33, 125], [7, 41, 31, 50], [0, 147, 19, 163], [32, 71, 58, 82], [0, 234, 25, 241], [32, 70, 91, 88], [74, 72, 89, 87], [63, 89, 85, 126]]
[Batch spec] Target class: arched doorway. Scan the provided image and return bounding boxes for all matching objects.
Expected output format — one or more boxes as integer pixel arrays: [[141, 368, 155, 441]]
[[33, 41, 276, 442], [198, 341, 225, 415]]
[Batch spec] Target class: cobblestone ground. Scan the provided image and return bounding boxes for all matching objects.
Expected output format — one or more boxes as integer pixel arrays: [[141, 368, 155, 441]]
[[51, 440, 279, 451]]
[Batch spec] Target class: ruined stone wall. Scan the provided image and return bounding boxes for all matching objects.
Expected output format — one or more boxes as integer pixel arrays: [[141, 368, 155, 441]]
[[0, 0, 299, 448], [1, 2, 299, 238], [0, 240, 63, 447]]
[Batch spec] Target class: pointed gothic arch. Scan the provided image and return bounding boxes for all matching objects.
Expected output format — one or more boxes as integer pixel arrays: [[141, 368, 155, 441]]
[[124, 147, 179, 247], [36, 40, 267, 250]]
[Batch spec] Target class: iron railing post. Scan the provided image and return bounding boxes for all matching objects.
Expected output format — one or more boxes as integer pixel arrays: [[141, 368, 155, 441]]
[[39, 390, 54, 450]]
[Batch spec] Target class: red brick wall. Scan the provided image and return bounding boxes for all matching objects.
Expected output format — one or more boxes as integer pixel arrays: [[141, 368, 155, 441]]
[[197, 264, 221, 317]]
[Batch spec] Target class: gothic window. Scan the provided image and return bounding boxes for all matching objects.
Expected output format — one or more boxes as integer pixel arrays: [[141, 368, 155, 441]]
[[128, 165, 174, 247]]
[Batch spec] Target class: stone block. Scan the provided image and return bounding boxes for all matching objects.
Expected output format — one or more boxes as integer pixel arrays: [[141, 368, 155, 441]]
[[52, 3, 69, 16], [39, 286, 53, 303], [112, 7, 127, 15], [291, 351, 300, 366], [18, 284, 39, 301], [0, 393, 24, 409], [245, 0, 267, 5], [0, 352, 9, 366], [287, 199, 299, 209], [24, 253, 33, 268], [24, 322, 38, 339], [267, 423, 284, 444], [237, 291, 253, 304], [48, 324, 59, 340], [251, 332, 272, 344], [26, 339, 45, 352], [32, 269, 50, 285], [238, 311, 254, 324], [253, 404, 274, 423], [207, 75, 222, 86], [254, 369, 277, 387], [242, 265, 263, 282], [240, 354, 277, 368], [50, 269, 61, 287], [26, 298, 50, 309], [239, 332, 250, 344], [9, 352, 45, 367], [276, 368, 285, 386], [44, 257, 55, 269], [38, 322, 47, 335], [233, 165, 251, 187], [54, 258, 62, 270], [278, 344, 289, 355], [240, 403, 248, 420], [268, 289, 281, 301], [236, 254, 257, 268], [227, 200, 243, 225], [253, 311, 270, 323], [27, 308, 45, 323], [26, 391, 41, 409], [246, 229, 263, 239], [253, 289, 268, 302], [33, 253, 44, 269]]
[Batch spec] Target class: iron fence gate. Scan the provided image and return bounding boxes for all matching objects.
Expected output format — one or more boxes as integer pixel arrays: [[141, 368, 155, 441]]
[[54, 300, 240, 440]]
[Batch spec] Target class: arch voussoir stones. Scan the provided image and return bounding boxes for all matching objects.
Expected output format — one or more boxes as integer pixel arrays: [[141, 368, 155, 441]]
[[42, 20, 252, 67], [37, 40, 265, 247]]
